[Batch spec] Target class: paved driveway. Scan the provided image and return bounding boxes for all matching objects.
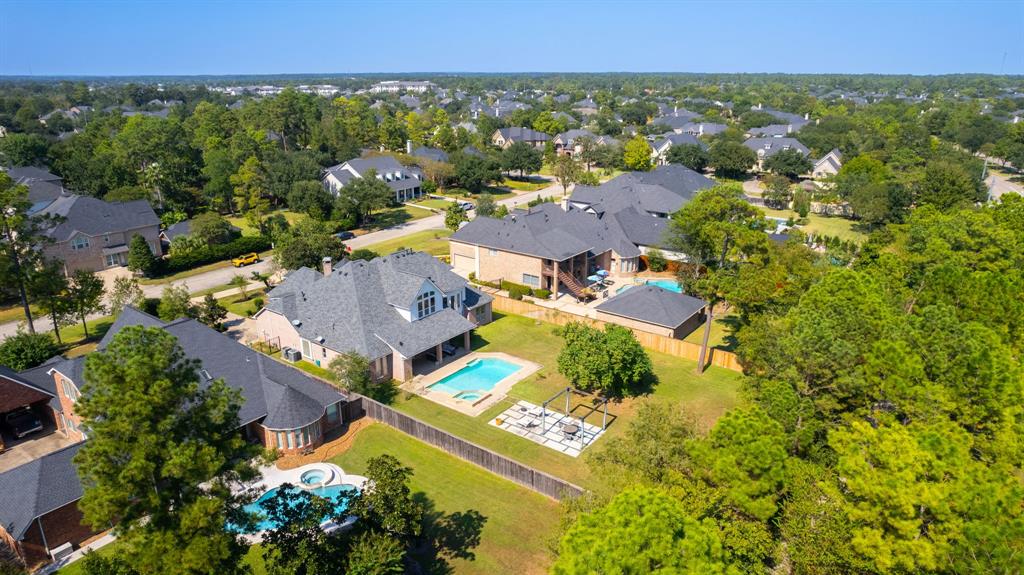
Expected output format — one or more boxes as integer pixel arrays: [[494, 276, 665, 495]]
[[0, 425, 77, 473]]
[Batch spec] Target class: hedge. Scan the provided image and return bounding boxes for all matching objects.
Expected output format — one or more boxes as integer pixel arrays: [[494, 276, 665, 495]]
[[159, 236, 272, 275]]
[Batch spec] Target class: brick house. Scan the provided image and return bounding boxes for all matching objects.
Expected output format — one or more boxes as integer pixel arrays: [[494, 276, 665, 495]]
[[253, 250, 493, 382], [0, 307, 351, 565], [491, 127, 550, 150], [36, 195, 161, 275]]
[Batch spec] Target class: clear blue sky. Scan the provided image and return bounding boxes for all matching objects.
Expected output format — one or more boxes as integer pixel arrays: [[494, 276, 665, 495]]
[[2, 1, 1022, 76]]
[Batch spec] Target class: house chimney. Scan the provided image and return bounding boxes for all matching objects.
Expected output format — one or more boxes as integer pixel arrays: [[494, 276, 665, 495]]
[[406, 139, 413, 155], [787, 124, 793, 134], [673, 105, 678, 116], [698, 124, 704, 135], [804, 112, 809, 120], [322, 257, 332, 275]]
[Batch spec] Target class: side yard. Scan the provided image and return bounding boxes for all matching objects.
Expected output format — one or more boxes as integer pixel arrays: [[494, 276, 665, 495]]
[[758, 205, 867, 243], [363, 229, 453, 257]]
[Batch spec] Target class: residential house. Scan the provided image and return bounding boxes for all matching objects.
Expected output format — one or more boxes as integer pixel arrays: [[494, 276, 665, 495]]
[[552, 129, 597, 157], [572, 98, 599, 115], [159, 218, 241, 251], [370, 80, 435, 94], [674, 122, 728, 137], [812, 148, 844, 179], [650, 108, 701, 131], [0, 307, 350, 565], [323, 155, 425, 203], [253, 250, 493, 382], [399, 95, 421, 109], [649, 133, 707, 165], [3, 166, 65, 212], [746, 124, 800, 138], [36, 195, 162, 275], [742, 137, 811, 171], [750, 105, 811, 129], [407, 141, 449, 163], [568, 164, 715, 219], [491, 127, 550, 149], [450, 203, 643, 297], [595, 285, 706, 339], [470, 98, 531, 119]]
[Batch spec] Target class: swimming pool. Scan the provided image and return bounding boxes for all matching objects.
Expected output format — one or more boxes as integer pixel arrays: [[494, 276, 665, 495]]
[[235, 483, 358, 533], [428, 358, 521, 396], [616, 279, 683, 294]]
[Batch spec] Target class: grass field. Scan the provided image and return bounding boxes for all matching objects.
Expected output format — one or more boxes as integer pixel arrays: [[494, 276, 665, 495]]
[[498, 177, 550, 192], [364, 229, 453, 257], [332, 423, 560, 575], [389, 312, 744, 491], [413, 198, 453, 210], [226, 211, 305, 236], [217, 290, 266, 317], [682, 313, 739, 352], [758, 206, 867, 243], [0, 303, 39, 325]]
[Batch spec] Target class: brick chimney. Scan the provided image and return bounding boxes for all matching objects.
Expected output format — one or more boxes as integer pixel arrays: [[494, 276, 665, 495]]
[[322, 257, 332, 276], [406, 139, 413, 155]]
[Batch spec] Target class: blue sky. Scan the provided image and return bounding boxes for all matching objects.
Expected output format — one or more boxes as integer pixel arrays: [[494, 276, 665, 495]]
[[1, 1, 1022, 76]]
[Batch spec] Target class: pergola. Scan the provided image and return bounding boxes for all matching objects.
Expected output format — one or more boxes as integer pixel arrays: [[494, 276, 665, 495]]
[[540, 386, 610, 447]]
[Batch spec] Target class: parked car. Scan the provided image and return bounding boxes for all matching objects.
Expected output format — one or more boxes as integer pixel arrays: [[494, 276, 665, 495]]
[[334, 231, 355, 240], [232, 253, 259, 267], [4, 407, 43, 439], [458, 202, 474, 211]]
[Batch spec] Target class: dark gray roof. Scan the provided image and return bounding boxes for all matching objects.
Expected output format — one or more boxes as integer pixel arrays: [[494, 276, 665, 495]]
[[676, 122, 728, 136], [324, 156, 423, 194], [0, 442, 86, 540], [39, 195, 159, 242], [495, 127, 550, 143], [162, 219, 192, 241], [596, 285, 706, 329], [265, 251, 477, 360], [652, 133, 706, 153], [569, 164, 714, 217], [100, 307, 345, 430], [611, 207, 672, 249], [746, 124, 799, 137], [4, 167, 65, 211], [743, 137, 810, 158], [5, 166, 62, 183], [451, 203, 639, 260], [411, 146, 449, 163], [553, 129, 596, 147], [17, 357, 66, 413]]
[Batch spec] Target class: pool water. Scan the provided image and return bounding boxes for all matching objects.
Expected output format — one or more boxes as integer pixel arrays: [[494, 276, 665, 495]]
[[235, 483, 358, 533], [428, 358, 521, 396], [456, 391, 483, 401], [300, 469, 326, 485], [616, 279, 683, 294]]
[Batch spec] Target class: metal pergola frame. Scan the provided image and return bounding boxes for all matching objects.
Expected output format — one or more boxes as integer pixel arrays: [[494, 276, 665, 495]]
[[540, 386, 609, 447]]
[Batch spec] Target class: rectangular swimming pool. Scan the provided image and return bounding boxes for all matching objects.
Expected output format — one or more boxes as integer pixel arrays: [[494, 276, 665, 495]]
[[616, 279, 683, 294], [427, 357, 522, 399]]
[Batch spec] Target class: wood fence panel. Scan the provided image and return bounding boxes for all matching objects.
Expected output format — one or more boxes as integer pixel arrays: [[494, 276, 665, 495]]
[[488, 294, 743, 372], [347, 396, 585, 501]]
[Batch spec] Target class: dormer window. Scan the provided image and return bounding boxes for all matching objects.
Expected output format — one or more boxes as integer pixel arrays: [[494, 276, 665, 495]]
[[71, 235, 90, 250], [416, 290, 436, 319]]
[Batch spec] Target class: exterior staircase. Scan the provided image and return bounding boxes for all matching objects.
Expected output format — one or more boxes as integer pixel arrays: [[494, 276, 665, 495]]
[[557, 270, 591, 300]]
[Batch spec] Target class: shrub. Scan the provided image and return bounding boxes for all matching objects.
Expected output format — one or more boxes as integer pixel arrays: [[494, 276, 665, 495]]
[[500, 280, 534, 296], [646, 249, 668, 272], [533, 288, 552, 300], [250, 297, 264, 313], [0, 331, 60, 370], [141, 297, 161, 316], [349, 248, 380, 261], [508, 285, 528, 300]]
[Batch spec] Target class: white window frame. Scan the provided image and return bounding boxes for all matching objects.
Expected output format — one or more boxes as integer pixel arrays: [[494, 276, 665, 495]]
[[71, 235, 90, 251], [522, 274, 540, 288]]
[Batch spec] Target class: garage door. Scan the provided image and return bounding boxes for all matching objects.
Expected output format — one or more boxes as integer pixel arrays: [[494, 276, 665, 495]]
[[452, 254, 475, 273]]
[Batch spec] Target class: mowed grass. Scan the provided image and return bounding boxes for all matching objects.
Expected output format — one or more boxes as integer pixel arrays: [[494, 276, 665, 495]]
[[332, 423, 560, 575], [682, 313, 739, 352], [413, 198, 453, 210], [226, 210, 305, 236], [498, 177, 549, 192], [389, 312, 744, 491], [364, 229, 453, 257], [758, 206, 867, 243], [217, 290, 266, 317]]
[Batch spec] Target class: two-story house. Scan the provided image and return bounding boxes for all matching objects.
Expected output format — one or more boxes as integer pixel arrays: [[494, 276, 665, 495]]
[[742, 137, 811, 171], [36, 195, 162, 275], [322, 155, 425, 203], [649, 133, 707, 165], [491, 127, 550, 149], [253, 250, 493, 382]]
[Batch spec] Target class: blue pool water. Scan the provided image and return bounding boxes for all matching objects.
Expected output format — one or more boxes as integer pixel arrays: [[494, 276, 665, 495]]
[[429, 358, 521, 396], [235, 483, 358, 533], [616, 279, 683, 294]]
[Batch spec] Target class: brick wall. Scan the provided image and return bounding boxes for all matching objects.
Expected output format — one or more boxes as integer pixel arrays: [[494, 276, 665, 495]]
[[45, 224, 162, 275], [17, 501, 98, 566]]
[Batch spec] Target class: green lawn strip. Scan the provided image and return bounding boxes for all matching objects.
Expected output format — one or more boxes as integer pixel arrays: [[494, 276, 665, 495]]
[[331, 423, 560, 575], [216, 290, 267, 317], [364, 229, 453, 257], [0, 303, 39, 325], [498, 178, 549, 192], [226, 211, 305, 237], [412, 198, 452, 210], [682, 313, 739, 352], [389, 312, 743, 491], [757, 206, 867, 243], [478, 187, 517, 201]]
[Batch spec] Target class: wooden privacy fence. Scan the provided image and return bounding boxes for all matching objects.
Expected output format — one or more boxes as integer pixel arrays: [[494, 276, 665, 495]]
[[343, 396, 585, 501], [488, 294, 744, 373]]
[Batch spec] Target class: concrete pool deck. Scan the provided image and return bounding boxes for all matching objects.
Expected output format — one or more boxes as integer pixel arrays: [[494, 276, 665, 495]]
[[404, 352, 540, 416]]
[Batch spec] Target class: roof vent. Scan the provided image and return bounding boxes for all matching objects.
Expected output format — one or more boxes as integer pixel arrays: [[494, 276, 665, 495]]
[[201, 369, 213, 381], [291, 319, 302, 327], [315, 336, 325, 344]]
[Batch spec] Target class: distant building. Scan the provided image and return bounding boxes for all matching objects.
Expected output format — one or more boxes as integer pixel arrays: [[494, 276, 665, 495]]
[[742, 137, 811, 171], [491, 127, 550, 149], [812, 148, 844, 179], [370, 80, 435, 94]]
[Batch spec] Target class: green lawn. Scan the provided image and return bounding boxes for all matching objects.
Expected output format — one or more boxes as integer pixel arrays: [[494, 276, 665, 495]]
[[332, 423, 560, 575], [498, 177, 549, 192], [389, 312, 744, 491], [0, 303, 39, 325], [758, 206, 867, 243], [217, 290, 266, 317], [355, 205, 434, 233], [226, 211, 305, 237], [683, 313, 739, 352], [412, 198, 453, 210], [364, 229, 453, 257]]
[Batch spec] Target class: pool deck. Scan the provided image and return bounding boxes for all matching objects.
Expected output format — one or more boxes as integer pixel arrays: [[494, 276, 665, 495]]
[[404, 352, 540, 417], [489, 400, 607, 457]]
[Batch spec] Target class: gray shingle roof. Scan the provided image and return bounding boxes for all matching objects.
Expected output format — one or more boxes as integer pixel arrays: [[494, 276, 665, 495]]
[[569, 164, 714, 217], [596, 285, 706, 329], [746, 124, 800, 137], [411, 146, 449, 163], [324, 156, 423, 194], [39, 195, 159, 242], [743, 137, 810, 158], [652, 133, 706, 153], [265, 251, 477, 360], [495, 127, 550, 143], [451, 203, 640, 260], [0, 442, 85, 540], [99, 307, 345, 430], [17, 357, 66, 413]]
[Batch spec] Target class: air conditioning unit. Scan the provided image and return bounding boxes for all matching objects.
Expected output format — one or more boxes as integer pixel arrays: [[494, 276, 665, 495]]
[[51, 542, 74, 561], [282, 347, 302, 363]]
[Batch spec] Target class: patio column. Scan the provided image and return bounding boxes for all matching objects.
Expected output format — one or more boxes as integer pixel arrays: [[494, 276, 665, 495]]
[[553, 260, 560, 297], [463, 330, 471, 350], [435, 343, 443, 366]]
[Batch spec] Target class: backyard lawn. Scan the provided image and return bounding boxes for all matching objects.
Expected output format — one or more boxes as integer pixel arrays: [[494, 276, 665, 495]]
[[364, 229, 453, 257], [682, 312, 739, 352], [758, 206, 867, 243], [412, 198, 453, 210], [498, 177, 550, 192], [332, 423, 560, 575], [217, 290, 266, 317], [226, 210, 305, 236], [390, 312, 744, 491]]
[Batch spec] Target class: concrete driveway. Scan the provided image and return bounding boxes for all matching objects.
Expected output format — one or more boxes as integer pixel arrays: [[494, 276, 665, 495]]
[[0, 425, 77, 473]]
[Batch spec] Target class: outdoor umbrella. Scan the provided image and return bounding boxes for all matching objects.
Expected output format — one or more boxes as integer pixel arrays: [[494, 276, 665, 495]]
[[587, 275, 602, 283], [596, 270, 609, 277]]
